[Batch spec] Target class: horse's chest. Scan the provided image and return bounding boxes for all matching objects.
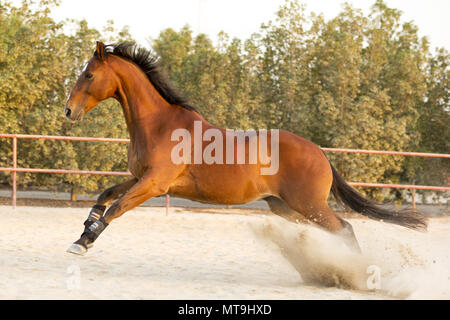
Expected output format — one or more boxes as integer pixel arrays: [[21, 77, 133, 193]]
[[127, 144, 146, 178]]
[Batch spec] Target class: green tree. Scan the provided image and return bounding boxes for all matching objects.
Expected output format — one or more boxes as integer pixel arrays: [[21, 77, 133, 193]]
[[0, 0, 133, 197], [412, 48, 449, 189]]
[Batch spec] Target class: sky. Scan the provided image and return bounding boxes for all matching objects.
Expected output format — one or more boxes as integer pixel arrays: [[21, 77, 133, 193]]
[[15, 0, 450, 50]]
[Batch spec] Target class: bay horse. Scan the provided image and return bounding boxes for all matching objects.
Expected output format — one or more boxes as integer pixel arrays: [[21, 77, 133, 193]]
[[65, 41, 426, 255]]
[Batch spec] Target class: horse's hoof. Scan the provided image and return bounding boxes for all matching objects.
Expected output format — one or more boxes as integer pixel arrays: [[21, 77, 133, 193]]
[[66, 243, 87, 255]]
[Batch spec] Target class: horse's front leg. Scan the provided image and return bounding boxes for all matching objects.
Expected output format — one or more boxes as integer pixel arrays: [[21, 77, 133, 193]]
[[82, 178, 138, 229], [66, 178, 137, 255], [66, 170, 173, 255]]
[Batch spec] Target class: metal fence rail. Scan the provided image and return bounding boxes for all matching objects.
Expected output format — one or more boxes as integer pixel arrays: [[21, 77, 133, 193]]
[[1, 133, 449, 209]]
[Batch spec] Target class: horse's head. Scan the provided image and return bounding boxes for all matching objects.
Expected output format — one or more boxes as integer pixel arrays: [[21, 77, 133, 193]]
[[65, 41, 118, 121]]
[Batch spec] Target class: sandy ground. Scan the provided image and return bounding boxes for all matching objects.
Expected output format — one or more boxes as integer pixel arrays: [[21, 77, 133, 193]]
[[0, 205, 449, 300]]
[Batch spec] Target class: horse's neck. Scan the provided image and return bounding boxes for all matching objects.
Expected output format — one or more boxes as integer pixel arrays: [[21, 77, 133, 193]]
[[112, 58, 207, 145], [114, 63, 170, 141]]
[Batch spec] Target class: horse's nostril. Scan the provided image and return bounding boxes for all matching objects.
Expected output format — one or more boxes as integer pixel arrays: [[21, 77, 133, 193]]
[[65, 107, 72, 118]]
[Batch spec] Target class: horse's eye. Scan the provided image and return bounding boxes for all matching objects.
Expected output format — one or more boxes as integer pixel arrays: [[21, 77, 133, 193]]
[[85, 73, 93, 79]]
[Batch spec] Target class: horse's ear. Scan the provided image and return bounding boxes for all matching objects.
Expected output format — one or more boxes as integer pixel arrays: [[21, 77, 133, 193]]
[[96, 41, 106, 60]]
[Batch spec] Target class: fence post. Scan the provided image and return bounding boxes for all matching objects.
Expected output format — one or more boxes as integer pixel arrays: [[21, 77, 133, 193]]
[[166, 194, 170, 216], [12, 136, 17, 209], [411, 188, 416, 212]]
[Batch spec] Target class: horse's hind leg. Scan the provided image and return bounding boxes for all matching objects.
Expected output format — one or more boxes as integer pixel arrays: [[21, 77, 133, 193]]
[[281, 193, 361, 253], [264, 196, 308, 224], [337, 216, 361, 253], [67, 178, 137, 255], [305, 204, 361, 253]]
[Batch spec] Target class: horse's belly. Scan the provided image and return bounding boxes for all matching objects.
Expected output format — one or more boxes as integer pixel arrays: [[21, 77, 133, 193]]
[[168, 166, 270, 205]]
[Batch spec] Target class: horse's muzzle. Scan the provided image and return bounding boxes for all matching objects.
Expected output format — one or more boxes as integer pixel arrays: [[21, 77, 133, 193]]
[[64, 106, 84, 122]]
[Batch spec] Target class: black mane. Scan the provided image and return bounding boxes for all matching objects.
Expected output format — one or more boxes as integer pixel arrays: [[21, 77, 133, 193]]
[[100, 42, 196, 112]]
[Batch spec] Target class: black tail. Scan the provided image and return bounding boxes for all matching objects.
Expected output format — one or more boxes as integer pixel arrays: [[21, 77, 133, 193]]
[[329, 163, 427, 231]]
